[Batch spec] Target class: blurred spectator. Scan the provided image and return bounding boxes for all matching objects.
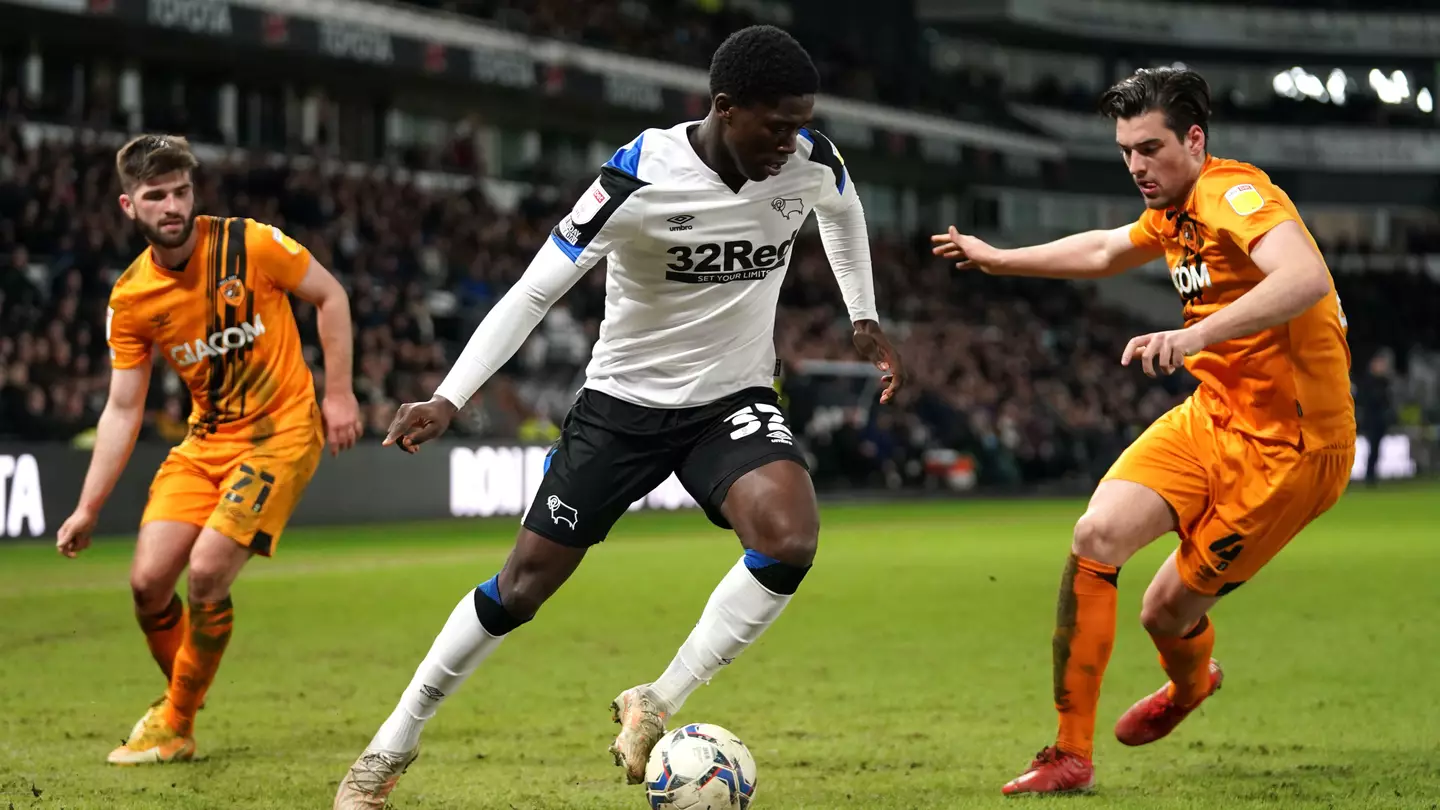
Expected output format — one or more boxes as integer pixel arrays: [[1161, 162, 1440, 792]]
[[1355, 349, 1397, 487]]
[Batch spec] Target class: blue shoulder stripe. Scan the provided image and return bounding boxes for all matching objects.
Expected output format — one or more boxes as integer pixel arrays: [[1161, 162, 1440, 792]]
[[603, 133, 645, 178], [801, 129, 846, 194]]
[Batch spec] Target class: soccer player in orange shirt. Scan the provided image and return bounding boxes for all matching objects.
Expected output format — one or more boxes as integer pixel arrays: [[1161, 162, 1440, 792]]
[[932, 67, 1355, 794], [54, 135, 363, 765]]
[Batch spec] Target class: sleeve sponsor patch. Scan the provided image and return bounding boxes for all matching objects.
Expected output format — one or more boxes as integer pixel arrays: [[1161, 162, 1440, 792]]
[[556, 214, 582, 244], [270, 225, 303, 255], [1223, 183, 1265, 217], [569, 178, 610, 226]]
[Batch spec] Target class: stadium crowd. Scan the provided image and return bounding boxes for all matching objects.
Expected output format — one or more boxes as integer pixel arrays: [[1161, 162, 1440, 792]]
[[2, 96, 1437, 488], [406, 0, 1436, 133]]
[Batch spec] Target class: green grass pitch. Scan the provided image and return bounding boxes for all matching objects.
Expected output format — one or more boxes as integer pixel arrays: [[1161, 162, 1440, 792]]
[[2, 484, 1438, 809]]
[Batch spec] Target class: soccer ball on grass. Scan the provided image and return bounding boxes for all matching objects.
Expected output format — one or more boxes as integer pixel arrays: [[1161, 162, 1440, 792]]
[[643, 723, 757, 809]]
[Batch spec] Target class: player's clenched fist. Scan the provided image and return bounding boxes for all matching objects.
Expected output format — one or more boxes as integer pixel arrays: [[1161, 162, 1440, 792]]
[[56, 508, 97, 558], [383, 397, 459, 454], [930, 226, 1006, 274], [322, 391, 363, 456]]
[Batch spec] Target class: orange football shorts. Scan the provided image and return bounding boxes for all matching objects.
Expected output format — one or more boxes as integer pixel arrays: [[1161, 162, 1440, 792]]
[[141, 421, 323, 556], [1103, 397, 1354, 596]]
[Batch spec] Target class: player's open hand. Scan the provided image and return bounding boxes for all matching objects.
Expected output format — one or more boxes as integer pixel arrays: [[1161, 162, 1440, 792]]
[[56, 508, 98, 558], [930, 226, 1004, 273], [852, 320, 906, 405], [1121, 328, 1207, 378], [383, 397, 459, 454], [322, 391, 363, 456]]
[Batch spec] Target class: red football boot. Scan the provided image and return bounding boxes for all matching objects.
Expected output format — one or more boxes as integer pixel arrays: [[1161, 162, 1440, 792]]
[[1001, 746, 1095, 796], [1115, 658, 1224, 747]]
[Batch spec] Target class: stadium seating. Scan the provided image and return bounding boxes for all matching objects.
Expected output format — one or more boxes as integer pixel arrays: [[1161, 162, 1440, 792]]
[[4, 92, 1437, 490]]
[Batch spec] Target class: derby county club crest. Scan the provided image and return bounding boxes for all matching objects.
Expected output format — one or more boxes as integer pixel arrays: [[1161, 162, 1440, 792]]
[[219, 275, 247, 308]]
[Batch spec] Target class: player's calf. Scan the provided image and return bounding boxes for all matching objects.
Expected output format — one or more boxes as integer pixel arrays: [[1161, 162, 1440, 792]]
[[608, 467, 817, 784], [341, 537, 582, 802], [366, 581, 523, 756], [612, 552, 809, 783], [337, 589, 514, 807]]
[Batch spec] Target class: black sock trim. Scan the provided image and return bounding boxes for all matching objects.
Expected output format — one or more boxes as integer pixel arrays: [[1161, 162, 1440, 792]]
[[139, 593, 184, 632], [746, 560, 811, 595], [472, 584, 524, 636], [1182, 615, 1211, 640]]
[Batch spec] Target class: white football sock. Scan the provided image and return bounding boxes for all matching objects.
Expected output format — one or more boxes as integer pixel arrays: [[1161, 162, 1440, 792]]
[[649, 558, 792, 714], [369, 592, 504, 753]]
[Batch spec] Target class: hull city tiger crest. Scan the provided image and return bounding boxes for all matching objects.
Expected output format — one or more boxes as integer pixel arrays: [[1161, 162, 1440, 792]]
[[219, 275, 247, 307]]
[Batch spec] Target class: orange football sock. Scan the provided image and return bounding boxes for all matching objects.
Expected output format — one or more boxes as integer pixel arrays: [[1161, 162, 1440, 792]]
[[137, 593, 187, 682], [165, 597, 234, 735], [1151, 615, 1215, 707], [1053, 554, 1120, 760]]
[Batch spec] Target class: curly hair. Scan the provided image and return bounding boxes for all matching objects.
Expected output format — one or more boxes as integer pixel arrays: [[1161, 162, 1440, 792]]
[[709, 25, 819, 107]]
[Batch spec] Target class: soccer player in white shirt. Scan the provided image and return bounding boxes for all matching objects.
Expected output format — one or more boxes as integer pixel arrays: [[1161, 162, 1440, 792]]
[[335, 25, 904, 808]]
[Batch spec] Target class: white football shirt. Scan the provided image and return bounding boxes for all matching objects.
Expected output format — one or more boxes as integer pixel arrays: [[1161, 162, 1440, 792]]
[[552, 121, 872, 408], [434, 121, 876, 412]]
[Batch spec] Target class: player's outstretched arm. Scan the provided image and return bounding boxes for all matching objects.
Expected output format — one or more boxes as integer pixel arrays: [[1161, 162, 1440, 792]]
[[385, 239, 590, 454], [56, 364, 151, 557], [292, 258, 362, 455], [930, 225, 1158, 279]]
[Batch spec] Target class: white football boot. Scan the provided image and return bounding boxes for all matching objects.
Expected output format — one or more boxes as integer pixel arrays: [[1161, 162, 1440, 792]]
[[334, 747, 419, 809], [608, 684, 672, 784]]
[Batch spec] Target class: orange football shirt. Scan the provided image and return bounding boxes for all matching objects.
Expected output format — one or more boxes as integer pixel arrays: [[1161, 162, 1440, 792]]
[[108, 215, 317, 442], [1129, 156, 1355, 449]]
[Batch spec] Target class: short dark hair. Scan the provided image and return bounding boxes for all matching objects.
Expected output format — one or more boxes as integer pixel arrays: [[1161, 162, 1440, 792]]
[[709, 25, 819, 107], [1099, 67, 1211, 143], [116, 134, 198, 192]]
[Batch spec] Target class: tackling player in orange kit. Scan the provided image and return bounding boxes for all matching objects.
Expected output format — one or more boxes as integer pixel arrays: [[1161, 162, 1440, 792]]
[[932, 67, 1355, 794]]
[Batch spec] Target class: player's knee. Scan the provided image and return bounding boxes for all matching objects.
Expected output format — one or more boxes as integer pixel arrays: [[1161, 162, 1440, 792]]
[[1071, 511, 1138, 566], [496, 574, 549, 624], [1139, 598, 1192, 637], [472, 575, 528, 636], [475, 562, 559, 634], [738, 510, 818, 595], [185, 564, 232, 604], [749, 511, 818, 569], [129, 571, 176, 615]]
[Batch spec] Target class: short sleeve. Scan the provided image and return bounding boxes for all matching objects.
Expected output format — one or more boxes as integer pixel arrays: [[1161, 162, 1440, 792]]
[[106, 299, 151, 370], [550, 136, 649, 270], [803, 129, 858, 216], [246, 219, 313, 291], [1205, 174, 1295, 254], [1129, 210, 1163, 250]]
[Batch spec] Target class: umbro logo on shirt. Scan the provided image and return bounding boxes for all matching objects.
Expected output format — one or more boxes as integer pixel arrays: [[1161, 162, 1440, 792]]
[[667, 214, 695, 232]]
